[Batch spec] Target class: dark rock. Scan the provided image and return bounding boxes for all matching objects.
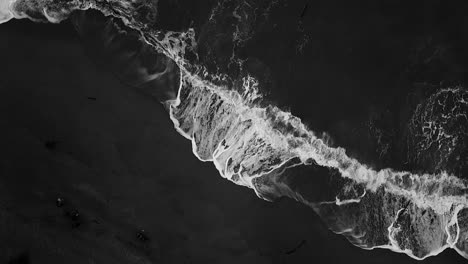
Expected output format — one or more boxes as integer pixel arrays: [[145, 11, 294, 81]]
[[56, 197, 65, 207], [136, 229, 149, 242]]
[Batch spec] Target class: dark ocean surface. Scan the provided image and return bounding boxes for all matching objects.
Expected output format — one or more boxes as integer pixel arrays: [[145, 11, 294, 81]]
[[0, 15, 465, 264]]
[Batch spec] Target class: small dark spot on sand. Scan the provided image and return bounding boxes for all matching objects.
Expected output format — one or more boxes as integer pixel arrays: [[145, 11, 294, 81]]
[[56, 197, 65, 207], [136, 229, 150, 242], [69, 210, 80, 221], [44, 140, 58, 150], [64, 209, 82, 228], [300, 3, 308, 19], [285, 240, 307, 255]]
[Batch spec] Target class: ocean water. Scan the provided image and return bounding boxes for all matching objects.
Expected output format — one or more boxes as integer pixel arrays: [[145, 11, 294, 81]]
[[0, 1, 467, 263]]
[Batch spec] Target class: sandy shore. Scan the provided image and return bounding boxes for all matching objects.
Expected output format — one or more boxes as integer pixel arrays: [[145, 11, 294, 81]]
[[0, 19, 463, 264]]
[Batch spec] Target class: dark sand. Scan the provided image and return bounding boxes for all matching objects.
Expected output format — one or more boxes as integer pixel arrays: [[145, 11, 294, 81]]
[[0, 19, 464, 264]]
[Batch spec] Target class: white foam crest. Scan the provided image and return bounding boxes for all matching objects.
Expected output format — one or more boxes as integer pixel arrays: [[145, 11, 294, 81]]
[[165, 61, 467, 214], [144, 25, 468, 215], [0, 0, 16, 23]]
